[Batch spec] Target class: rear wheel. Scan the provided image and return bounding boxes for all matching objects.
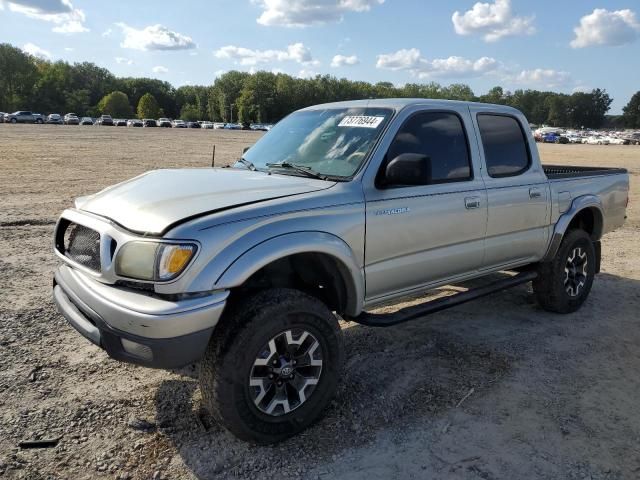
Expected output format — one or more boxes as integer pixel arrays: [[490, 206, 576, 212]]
[[533, 229, 596, 313], [199, 288, 344, 444]]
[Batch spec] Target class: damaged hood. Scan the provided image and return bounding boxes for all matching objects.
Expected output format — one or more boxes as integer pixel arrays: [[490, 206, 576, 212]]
[[76, 168, 334, 234]]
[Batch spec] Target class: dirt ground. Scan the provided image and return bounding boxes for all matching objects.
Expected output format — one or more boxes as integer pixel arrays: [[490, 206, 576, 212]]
[[1, 125, 639, 480]]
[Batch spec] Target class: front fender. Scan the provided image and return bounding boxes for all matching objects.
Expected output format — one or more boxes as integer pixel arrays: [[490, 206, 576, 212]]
[[216, 231, 365, 316], [543, 194, 604, 262]]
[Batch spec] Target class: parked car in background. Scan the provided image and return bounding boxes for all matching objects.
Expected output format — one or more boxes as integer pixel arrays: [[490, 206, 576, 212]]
[[113, 119, 127, 127], [158, 118, 172, 128], [0, 112, 5, 123], [172, 119, 187, 128], [224, 123, 241, 130], [127, 119, 143, 127], [250, 123, 269, 131], [64, 113, 80, 125], [200, 121, 214, 129], [46, 114, 64, 124], [213, 122, 225, 129], [542, 133, 559, 143], [4, 111, 45, 124], [80, 117, 94, 125], [95, 115, 114, 126], [143, 119, 157, 127], [622, 132, 640, 145], [565, 134, 583, 144], [606, 136, 626, 145], [187, 121, 201, 128], [586, 136, 609, 145]]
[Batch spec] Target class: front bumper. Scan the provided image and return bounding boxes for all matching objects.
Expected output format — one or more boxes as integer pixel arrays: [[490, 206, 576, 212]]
[[53, 265, 228, 368]]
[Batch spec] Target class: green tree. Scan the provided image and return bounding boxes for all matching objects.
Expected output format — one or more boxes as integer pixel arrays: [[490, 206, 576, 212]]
[[622, 91, 640, 128], [97, 91, 133, 117], [0, 43, 38, 111], [117, 77, 177, 117], [179, 103, 200, 121], [137, 92, 162, 119]]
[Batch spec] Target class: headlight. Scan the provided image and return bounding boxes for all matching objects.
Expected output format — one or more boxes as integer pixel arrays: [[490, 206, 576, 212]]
[[115, 241, 197, 281]]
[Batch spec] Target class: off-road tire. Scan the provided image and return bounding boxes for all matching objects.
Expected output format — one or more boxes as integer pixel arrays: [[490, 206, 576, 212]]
[[199, 288, 344, 444], [533, 229, 596, 313]]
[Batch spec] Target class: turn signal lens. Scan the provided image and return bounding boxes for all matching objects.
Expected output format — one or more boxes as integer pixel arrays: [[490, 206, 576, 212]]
[[157, 244, 196, 280]]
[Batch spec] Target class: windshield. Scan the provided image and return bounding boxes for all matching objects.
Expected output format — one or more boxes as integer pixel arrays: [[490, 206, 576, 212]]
[[240, 107, 393, 178]]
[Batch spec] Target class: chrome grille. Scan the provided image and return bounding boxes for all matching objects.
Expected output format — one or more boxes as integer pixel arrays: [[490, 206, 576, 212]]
[[64, 223, 101, 272]]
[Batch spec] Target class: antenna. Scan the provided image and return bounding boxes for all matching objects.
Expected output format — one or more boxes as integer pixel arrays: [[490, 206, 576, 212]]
[[211, 144, 216, 167]]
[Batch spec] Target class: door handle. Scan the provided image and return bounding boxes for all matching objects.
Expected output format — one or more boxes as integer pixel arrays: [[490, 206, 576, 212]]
[[529, 188, 542, 199], [465, 197, 481, 209]]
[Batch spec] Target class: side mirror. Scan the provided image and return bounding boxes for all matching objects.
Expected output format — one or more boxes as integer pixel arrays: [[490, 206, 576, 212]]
[[242, 146, 250, 154], [384, 153, 431, 186]]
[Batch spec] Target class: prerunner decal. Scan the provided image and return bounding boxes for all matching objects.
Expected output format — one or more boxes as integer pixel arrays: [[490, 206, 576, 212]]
[[338, 116, 385, 128]]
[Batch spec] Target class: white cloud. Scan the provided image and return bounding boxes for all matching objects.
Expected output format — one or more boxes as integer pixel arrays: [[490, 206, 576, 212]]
[[331, 54, 359, 67], [254, 0, 384, 27], [512, 69, 572, 88], [570, 8, 640, 48], [101, 28, 112, 37], [64, 46, 73, 51], [2, 0, 88, 33], [297, 68, 318, 78], [376, 48, 499, 78], [375, 48, 422, 70], [452, 0, 534, 42], [22, 42, 52, 59], [115, 56, 133, 65], [572, 85, 592, 94], [117, 23, 196, 51], [152, 65, 169, 74], [214, 42, 318, 66]]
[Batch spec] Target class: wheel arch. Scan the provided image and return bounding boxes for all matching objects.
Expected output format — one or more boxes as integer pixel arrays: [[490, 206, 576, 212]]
[[543, 195, 604, 262], [215, 232, 364, 316]]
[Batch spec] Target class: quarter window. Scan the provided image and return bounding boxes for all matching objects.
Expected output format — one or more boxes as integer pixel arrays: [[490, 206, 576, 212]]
[[383, 111, 472, 186], [477, 114, 530, 177]]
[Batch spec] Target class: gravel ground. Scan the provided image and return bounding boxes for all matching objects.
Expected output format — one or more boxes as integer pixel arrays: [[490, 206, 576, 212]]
[[0, 125, 639, 480]]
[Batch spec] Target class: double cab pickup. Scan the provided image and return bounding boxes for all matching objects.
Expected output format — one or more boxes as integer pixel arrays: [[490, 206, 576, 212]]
[[53, 99, 629, 443]]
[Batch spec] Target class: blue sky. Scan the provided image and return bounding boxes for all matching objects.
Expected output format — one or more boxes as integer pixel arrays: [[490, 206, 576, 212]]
[[1, 0, 639, 113]]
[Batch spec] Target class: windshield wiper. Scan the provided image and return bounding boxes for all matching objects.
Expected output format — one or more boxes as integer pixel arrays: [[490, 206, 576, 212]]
[[266, 161, 329, 180], [237, 156, 257, 171]]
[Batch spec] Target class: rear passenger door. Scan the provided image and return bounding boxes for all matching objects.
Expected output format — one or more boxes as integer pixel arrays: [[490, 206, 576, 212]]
[[470, 108, 550, 269], [363, 108, 488, 300]]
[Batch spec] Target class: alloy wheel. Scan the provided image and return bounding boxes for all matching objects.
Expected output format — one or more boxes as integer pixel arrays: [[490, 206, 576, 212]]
[[249, 329, 323, 416], [564, 247, 588, 297]]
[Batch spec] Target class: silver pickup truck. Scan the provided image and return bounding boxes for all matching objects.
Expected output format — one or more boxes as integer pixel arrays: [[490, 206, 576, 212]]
[[52, 99, 628, 443]]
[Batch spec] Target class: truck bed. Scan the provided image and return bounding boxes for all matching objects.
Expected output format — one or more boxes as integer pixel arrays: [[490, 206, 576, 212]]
[[543, 165, 628, 179]]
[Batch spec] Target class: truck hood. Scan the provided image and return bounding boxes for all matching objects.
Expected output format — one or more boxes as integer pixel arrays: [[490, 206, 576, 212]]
[[76, 168, 335, 235]]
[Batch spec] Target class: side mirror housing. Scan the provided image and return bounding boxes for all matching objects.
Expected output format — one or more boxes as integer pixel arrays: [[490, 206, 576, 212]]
[[384, 153, 431, 186]]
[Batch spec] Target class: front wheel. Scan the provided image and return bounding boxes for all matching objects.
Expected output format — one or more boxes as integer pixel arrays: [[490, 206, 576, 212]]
[[10, 118, 17, 124], [199, 288, 344, 444], [533, 229, 596, 313]]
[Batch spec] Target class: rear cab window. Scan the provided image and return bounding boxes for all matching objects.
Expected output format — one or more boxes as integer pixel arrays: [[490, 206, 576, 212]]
[[477, 114, 530, 177]]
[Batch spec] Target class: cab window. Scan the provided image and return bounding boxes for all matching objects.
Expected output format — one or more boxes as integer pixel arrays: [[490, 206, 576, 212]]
[[383, 111, 472, 186]]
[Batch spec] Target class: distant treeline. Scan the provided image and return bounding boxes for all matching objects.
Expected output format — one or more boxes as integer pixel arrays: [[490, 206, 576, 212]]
[[1, 43, 639, 128]]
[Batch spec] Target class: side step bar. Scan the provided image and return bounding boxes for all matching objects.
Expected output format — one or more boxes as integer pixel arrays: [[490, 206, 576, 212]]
[[350, 271, 538, 327]]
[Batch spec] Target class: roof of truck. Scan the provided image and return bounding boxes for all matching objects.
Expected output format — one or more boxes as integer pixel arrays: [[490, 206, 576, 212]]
[[302, 98, 521, 115]]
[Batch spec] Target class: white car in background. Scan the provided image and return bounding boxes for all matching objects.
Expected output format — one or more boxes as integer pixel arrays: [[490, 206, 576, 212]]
[[606, 136, 625, 145], [213, 122, 225, 129], [200, 121, 214, 129], [586, 136, 609, 145]]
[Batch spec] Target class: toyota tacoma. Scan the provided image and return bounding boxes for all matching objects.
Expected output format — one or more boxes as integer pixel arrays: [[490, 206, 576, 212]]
[[52, 99, 629, 443]]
